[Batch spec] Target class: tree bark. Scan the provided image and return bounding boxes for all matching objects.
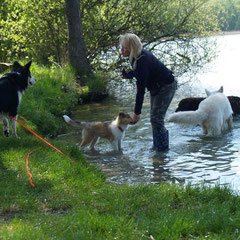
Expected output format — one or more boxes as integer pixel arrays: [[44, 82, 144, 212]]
[[65, 0, 92, 85]]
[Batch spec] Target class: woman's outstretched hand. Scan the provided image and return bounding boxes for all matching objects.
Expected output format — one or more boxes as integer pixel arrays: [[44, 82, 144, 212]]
[[132, 113, 140, 124]]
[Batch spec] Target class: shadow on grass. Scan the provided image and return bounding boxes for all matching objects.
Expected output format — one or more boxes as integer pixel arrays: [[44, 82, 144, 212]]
[[0, 135, 57, 221]]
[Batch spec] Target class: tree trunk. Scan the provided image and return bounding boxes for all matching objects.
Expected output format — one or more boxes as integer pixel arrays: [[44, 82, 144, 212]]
[[65, 0, 92, 85]]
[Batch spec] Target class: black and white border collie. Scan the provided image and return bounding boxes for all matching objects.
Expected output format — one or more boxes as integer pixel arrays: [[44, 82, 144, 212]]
[[0, 61, 36, 137]]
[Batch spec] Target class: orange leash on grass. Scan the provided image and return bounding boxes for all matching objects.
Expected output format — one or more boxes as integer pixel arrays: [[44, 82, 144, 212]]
[[10, 116, 77, 187], [25, 147, 43, 187], [19, 116, 28, 122], [26, 150, 36, 187], [11, 116, 65, 155]]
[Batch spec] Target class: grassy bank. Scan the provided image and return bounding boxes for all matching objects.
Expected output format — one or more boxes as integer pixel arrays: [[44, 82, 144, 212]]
[[17, 63, 108, 136], [1, 64, 240, 239]]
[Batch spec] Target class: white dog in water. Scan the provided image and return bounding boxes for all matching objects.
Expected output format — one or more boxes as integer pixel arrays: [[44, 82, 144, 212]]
[[167, 86, 233, 136]]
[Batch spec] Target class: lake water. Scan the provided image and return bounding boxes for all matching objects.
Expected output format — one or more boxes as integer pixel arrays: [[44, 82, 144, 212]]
[[60, 33, 240, 193]]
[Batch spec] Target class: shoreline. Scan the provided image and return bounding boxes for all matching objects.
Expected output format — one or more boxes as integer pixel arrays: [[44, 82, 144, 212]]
[[214, 30, 240, 36]]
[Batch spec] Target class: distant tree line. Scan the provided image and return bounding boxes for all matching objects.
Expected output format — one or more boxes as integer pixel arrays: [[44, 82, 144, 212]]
[[211, 0, 240, 31], [0, 0, 221, 81]]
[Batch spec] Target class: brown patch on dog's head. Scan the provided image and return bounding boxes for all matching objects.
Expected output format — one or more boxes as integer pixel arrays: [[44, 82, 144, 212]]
[[118, 112, 134, 125]]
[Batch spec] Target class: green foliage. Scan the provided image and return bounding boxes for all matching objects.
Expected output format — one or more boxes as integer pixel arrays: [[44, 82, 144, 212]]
[[210, 0, 240, 31], [17, 62, 109, 135], [87, 72, 108, 94], [0, 0, 67, 64], [79, 72, 109, 103], [81, 0, 220, 76], [19, 63, 79, 135], [0, 0, 220, 79]]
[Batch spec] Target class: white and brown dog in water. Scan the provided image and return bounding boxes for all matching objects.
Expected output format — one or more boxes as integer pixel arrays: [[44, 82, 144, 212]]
[[62, 112, 134, 151]]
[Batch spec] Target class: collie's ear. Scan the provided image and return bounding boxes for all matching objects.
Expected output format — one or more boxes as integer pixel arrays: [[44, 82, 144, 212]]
[[205, 89, 211, 96], [12, 61, 21, 70], [118, 112, 125, 117], [218, 86, 223, 93], [24, 61, 32, 70]]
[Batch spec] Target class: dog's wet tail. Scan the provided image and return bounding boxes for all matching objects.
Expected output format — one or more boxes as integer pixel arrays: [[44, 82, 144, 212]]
[[62, 115, 85, 127], [167, 110, 208, 125]]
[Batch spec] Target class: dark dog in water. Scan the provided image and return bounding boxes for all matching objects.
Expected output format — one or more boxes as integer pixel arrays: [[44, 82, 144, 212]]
[[176, 96, 240, 115], [0, 61, 36, 137]]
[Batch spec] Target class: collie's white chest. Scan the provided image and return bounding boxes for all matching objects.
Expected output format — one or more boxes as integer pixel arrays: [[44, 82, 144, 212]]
[[110, 125, 124, 140], [18, 91, 22, 104]]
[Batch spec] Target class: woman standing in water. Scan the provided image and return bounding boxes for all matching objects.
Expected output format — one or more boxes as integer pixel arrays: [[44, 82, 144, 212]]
[[120, 33, 177, 151]]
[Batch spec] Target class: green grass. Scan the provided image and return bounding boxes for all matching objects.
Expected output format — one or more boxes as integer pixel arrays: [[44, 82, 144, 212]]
[[1, 64, 240, 239], [19, 63, 79, 135], [1, 134, 240, 240], [18, 63, 109, 135]]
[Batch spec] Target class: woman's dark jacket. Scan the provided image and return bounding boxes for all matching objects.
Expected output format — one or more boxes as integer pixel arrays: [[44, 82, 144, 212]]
[[123, 49, 174, 115]]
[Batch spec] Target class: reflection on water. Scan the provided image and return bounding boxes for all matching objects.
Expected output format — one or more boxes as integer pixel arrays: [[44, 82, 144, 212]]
[[59, 34, 240, 193]]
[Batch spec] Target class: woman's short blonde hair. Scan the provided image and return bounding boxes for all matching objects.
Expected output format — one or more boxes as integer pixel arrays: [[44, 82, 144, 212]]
[[119, 33, 143, 66]]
